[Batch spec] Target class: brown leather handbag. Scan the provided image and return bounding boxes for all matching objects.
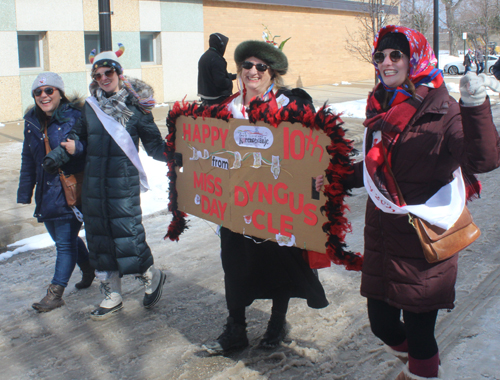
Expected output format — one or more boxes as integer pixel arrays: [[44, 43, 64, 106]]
[[58, 171, 84, 207], [408, 208, 480, 263], [381, 145, 480, 263], [44, 125, 84, 207]]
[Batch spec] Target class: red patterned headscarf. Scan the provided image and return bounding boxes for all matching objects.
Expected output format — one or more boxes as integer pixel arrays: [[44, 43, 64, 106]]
[[364, 26, 445, 206], [372, 25, 444, 107]]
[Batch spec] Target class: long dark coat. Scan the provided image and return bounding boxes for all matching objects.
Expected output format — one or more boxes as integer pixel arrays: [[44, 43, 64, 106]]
[[346, 85, 500, 313], [220, 88, 329, 310], [48, 79, 166, 275]]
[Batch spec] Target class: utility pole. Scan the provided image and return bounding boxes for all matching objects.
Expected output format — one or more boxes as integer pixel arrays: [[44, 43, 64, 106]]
[[99, 0, 112, 51]]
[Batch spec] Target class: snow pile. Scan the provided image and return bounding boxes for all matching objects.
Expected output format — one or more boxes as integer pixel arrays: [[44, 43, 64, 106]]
[[446, 82, 460, 93], [1, 147, 168, 262], [327, 99, 367, 119]]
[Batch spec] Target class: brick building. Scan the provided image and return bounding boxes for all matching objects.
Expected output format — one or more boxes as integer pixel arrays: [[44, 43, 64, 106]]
[[0, 0, 392, 122]]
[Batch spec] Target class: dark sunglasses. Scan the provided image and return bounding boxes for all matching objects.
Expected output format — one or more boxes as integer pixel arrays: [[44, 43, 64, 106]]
[[33, 87, 56, 97], [93, 68, 115, 81], [241, 61, 269, 72], [373, 50, 404, 64]]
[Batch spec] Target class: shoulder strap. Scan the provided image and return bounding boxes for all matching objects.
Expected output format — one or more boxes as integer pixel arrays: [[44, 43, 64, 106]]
[[43, 122, 51, 154], [43, 122, 64, 175]]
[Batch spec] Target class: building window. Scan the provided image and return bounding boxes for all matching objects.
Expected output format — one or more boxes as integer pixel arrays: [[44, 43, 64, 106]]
[[18, 33, 43, 69], [85, 33, 101, 64], [141, 33, 159, 64]]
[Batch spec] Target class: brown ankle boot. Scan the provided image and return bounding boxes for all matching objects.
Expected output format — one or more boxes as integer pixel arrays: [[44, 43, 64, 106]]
[[32, 284, 65, 312]]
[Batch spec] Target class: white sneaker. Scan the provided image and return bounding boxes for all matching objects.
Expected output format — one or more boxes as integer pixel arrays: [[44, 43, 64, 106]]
[[136, 265, 166, 309]]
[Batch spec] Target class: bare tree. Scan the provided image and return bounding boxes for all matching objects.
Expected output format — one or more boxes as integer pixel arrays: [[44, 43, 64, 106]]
[[400, 0, 433, 33], [441, 0, 464, 55], [456, 0, 500, 70], [345, 0, 400, 66]]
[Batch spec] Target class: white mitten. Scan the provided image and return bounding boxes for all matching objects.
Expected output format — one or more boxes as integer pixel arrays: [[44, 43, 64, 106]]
[[460, 73, 486, 107], [477, 73, 500, 92], [460, 73, 500, 107]]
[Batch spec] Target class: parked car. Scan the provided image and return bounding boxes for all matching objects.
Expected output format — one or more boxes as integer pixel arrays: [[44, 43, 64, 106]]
[[444, 55, 499, 75]]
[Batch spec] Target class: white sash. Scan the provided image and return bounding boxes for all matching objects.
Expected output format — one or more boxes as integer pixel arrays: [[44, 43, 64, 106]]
[[362, 129, 464, 229], [86, 97, 150, 192]]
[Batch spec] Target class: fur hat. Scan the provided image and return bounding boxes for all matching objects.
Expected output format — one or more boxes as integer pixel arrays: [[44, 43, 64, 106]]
[[31, 72, 65, 96], [377, 32, 411, 58], [89, 43, 125, 75], [234, 40, 288, 75]]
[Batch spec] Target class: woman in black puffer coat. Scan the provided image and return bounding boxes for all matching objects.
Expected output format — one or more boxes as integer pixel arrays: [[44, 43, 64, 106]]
[[43, 46, 167, 321], [17, 72, 92, 313]]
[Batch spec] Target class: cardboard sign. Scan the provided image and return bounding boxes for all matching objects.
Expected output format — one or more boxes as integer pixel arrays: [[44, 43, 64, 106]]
[[174, 115, 332, 253]]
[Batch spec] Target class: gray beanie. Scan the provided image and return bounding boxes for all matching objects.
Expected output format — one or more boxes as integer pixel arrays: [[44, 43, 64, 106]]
[[31, 72, 65, 96]]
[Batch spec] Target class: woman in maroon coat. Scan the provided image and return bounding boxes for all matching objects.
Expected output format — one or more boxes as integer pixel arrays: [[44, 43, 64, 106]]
[[345, 26, 500, 379]]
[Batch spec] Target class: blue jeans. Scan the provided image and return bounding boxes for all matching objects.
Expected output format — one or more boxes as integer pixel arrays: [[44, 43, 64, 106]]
[[477, 62, 485, 74], [44, 219, 89, 288]]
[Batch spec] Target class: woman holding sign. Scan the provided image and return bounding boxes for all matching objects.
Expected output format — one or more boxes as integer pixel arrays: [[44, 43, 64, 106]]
[[42, 46, 167, 320], [340, 26, 500, 379], [204, 40, 329, 354]]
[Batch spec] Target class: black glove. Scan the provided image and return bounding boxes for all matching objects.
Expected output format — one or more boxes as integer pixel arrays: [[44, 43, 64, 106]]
[[174, 152, 183, 168], [42, 157, 59, 174]]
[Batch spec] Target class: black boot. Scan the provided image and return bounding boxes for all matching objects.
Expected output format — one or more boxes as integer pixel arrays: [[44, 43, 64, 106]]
[[259, 312, 288, 348], [75, 260, 95, 289], [32, 284, 65, 312], [203, 317, 249, 354]]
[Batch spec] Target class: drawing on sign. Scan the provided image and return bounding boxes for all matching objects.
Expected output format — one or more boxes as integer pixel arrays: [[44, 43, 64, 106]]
[[234, 125, 274, 149]]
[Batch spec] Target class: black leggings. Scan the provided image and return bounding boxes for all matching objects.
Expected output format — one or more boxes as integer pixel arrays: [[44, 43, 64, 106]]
[[229, 295, 290, 325], [367, 298, 438, 360]]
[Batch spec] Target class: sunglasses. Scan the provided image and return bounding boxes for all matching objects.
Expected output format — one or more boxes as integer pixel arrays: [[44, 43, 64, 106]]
[[373, 50, 405, 64], [33, 87, 56, 97], [93, 68, 115, 81], [241, 61, 269, 72]]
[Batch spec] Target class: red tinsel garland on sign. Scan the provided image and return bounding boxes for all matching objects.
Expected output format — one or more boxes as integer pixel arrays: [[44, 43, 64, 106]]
[[163, 98, 363, 271]]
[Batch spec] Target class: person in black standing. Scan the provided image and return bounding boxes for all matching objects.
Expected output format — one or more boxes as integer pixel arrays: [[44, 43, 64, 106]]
[[475, 49, 484, 74], [463, 50, 473, 75], [197, 33, 236, 105], [492, 56, 500, 80]]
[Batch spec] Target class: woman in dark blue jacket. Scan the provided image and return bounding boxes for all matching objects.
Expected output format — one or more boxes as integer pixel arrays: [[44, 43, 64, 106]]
[[17, 72, 93, 312]]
